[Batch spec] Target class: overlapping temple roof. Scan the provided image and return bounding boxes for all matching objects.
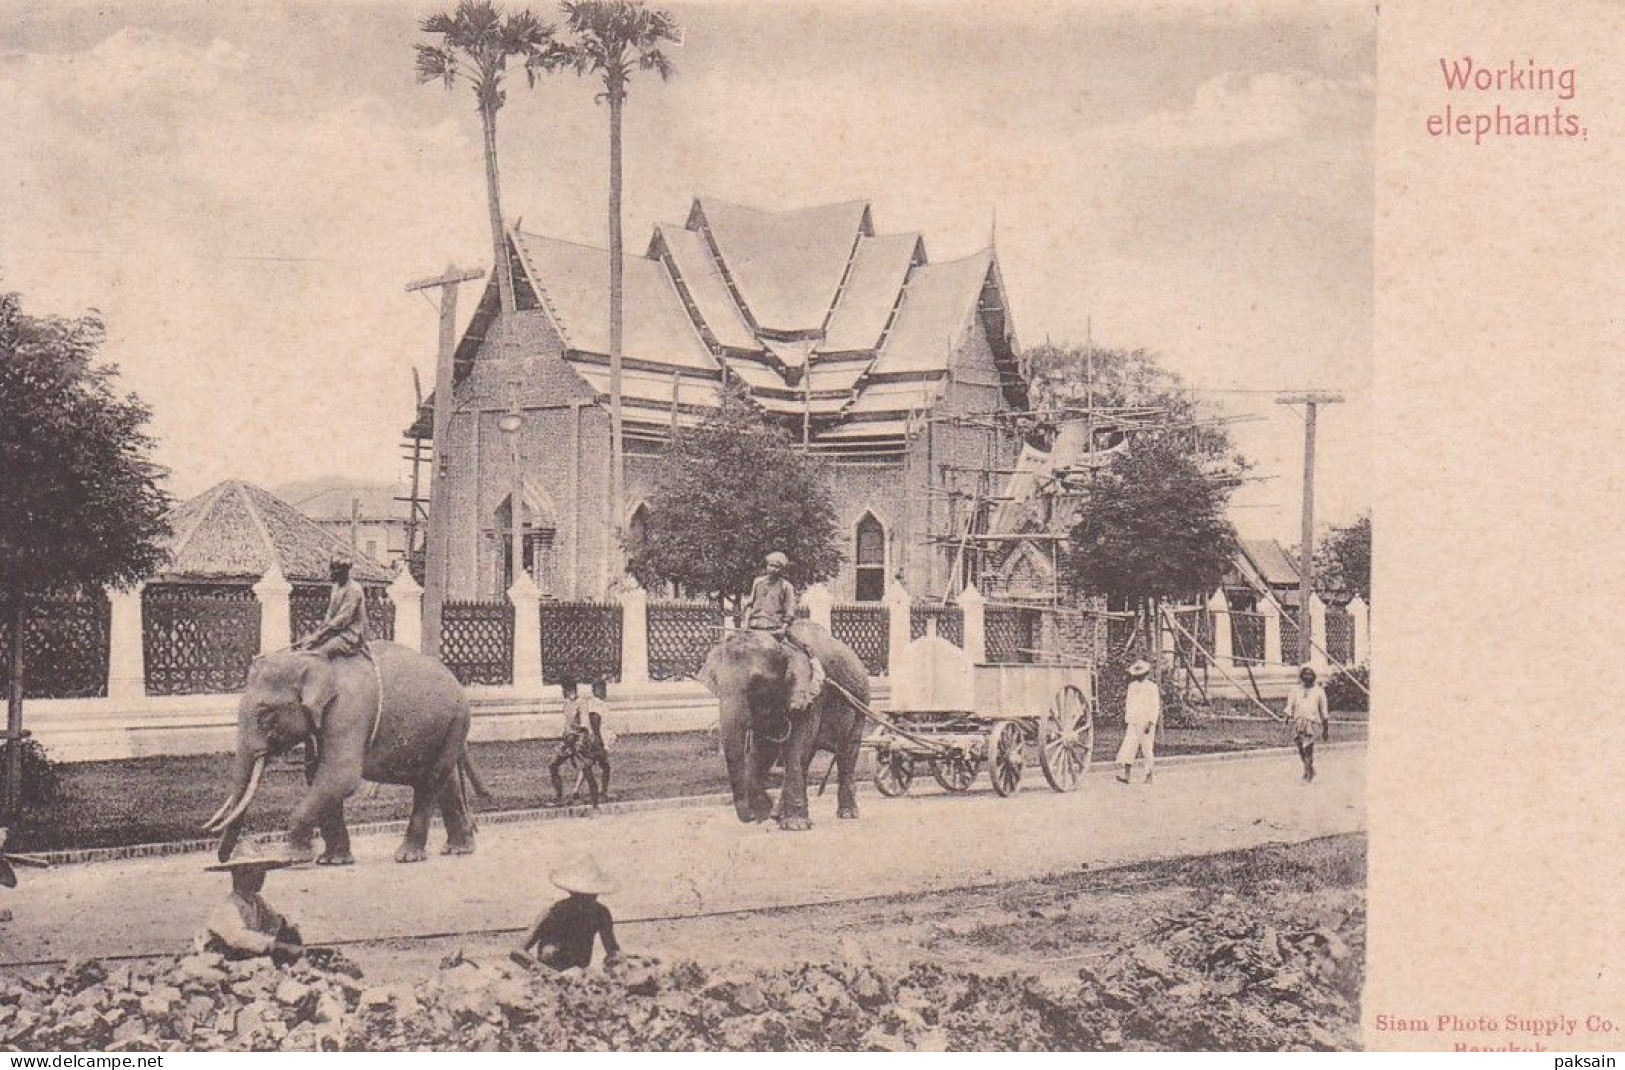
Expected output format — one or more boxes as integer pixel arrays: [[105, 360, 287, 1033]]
[[409, 197, 1026, 455]]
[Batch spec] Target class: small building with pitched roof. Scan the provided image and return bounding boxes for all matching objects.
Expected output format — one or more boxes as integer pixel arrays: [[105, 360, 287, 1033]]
[[160, 480, 394, 586], [408, 196, 1030, 602]]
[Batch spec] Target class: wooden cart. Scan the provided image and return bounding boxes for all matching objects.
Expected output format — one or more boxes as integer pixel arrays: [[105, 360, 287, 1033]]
[[858, 662, 1096, 798]]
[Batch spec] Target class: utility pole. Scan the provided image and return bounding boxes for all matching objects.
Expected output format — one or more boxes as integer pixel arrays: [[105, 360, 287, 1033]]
[[1275, 391, 1344, 636], [349, 496, 360, 550], [406, 263, 485, 658]]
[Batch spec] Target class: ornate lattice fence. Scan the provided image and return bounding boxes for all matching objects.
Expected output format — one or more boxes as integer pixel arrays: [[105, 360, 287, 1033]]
[[364, 587, 396, 642], [647, 600, 723, 682], [290, 586, 328, 644], [142, 584, 261, 696], [1279, 605, 1302, 667], [0, 592, 111, 699], [540, 601, 622, 685], [1325, 606, 1354, 664], [1230, 611, 1265, 665], [440, 600, 513, 687], [909, 604, 964, 648], [985, 606, 1040, 664], [831, 605, 889, 676]]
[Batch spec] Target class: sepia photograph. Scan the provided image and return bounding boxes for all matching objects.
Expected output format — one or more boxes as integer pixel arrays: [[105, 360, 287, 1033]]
[[0, 0, 1376, 1052]]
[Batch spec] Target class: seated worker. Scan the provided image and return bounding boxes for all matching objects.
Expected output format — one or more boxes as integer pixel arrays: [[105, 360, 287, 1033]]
[[294, 551, 369, 660], [197, 856, 305, 965], [549, 682, 603, 808], [512, 854, 621, 971], [741, 551, 823, 713]]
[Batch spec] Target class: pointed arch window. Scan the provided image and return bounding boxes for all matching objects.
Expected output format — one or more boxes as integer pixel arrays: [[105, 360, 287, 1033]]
[[855, 512, 886, 602]]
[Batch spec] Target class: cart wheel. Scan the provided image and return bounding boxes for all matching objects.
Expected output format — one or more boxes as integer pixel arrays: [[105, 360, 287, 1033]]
[[874, 751, 914, 797], [1039, 684, 1095, 792], [930, 754, 981, 793], [987, 721, 1026, 797]]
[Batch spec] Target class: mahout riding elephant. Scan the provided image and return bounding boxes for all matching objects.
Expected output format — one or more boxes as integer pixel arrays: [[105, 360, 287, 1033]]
[[700, 621, 867, 831], [202, 642, 477, 864]]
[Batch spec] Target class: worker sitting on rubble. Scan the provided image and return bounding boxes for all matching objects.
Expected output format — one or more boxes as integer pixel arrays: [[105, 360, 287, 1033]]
[[742, 551, 824, 712], [512, 854, 622, 972], [197, 856, 306, 965]]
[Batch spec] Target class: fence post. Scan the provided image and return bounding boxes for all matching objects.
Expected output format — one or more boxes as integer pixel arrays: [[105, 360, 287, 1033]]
[[508, 570, 543, 692], [253, 565, 292, 654], [106, 582, 146, 702], [1206, 589, 1233, 668], [388, 566, 424, 653], [957, 583, 986, 663], [1347, 595, 1370, 665], [803, 583, 833, 631], [885, 582, 911, 675], [1260, 595, 1282, 668], [620, 583, 649, 687], [1309, 593, 1330, 671]]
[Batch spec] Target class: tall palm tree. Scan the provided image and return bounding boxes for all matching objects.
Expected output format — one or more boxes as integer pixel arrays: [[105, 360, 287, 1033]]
[[548, 0, 679, 571], [416, 1, 558, 316]]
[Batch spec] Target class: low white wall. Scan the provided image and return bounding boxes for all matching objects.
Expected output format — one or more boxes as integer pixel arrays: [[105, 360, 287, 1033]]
[[24, 680, 897, 764]]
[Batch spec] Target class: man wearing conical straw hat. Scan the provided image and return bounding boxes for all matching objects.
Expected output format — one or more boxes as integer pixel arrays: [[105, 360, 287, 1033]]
[[512, 854, 622, 971], [196, 852, 307, 964]]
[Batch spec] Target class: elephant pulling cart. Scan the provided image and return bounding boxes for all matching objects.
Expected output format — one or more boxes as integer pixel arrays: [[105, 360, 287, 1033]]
[[847, 658, 1097, 799]]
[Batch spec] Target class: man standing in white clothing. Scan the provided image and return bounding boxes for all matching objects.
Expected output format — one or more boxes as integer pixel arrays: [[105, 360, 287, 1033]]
[[1116, 660, 1160, 784]]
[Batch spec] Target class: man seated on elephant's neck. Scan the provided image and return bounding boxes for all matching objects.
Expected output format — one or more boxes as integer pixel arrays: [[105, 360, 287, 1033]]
[[743, 552, 824, 714], [295, 552, 369, 659], [196, 857, 305, 965]]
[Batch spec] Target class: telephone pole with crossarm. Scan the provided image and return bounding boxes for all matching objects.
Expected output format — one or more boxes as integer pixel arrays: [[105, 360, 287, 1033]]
[[1275, 391, 1344, 636]]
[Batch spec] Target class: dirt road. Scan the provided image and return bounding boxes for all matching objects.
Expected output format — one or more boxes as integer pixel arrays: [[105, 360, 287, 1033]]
[[0, 746, 1363, 967]]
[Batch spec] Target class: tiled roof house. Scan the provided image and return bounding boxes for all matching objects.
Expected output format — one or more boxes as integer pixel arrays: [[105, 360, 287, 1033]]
[[409, 197, 1030, 602]]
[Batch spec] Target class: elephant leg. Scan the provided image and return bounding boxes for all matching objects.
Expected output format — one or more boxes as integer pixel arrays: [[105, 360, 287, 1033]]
[[317, 796, 355, 865], [836, 717, 862, 820], [778, 718, 818, 832], [438, 772, 476, 855], [395, 780, 440, 863], [288, 773, 358, 863]]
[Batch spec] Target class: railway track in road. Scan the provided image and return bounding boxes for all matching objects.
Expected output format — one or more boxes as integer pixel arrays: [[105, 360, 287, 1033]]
[[0, 862, 1191, 971]]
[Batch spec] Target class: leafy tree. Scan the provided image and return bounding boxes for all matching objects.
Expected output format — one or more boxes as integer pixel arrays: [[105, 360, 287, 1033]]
[[1311, 512, 1371, 603], [544, 0, 680, 566], [416, 0, 558, 316], [0, 293, 171, 817], [627, 391, 842, 615], [1065, 432, 1241, 663]]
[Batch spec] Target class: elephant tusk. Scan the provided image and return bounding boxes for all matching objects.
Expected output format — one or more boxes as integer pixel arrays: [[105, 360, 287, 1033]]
[[205, 755, 265, 832], [202, 791, 240, 832]]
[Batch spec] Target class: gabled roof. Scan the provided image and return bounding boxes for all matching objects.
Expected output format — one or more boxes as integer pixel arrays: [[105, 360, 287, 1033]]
[[688, 198, 871, 334], [161, 481, 393, 585], [409, 196, 1025, 454], [511, 231, 716, 372], [1239, 539, 1301, 587]]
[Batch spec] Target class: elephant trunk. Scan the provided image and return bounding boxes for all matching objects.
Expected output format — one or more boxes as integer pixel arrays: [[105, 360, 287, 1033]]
[[718, 697, 759, 823], [203, 750, 266, 833]]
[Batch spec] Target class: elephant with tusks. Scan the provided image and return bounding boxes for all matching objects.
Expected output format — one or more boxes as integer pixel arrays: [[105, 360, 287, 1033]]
[[203, 642, 480, 864]]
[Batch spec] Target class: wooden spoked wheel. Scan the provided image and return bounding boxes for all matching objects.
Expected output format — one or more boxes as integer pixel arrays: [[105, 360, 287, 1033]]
[[874, 751, 914, 797], [930, 753, 981, 793], [987, 720, 1026, 797], [1039, 684, 1095, 792]]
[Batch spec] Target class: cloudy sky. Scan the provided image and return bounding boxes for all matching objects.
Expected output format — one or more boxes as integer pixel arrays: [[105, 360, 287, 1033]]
[[0, 0, 1373, 541]]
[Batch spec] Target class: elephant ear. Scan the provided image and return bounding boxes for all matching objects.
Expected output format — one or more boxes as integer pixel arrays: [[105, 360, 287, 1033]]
[[298, 657, 339, 731]]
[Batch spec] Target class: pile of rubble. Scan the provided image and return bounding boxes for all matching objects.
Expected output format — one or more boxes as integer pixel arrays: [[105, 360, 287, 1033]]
[[1, 890, 1363, 1051]]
